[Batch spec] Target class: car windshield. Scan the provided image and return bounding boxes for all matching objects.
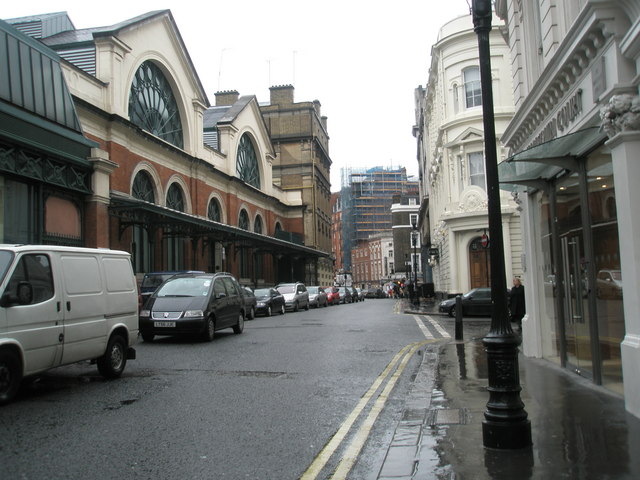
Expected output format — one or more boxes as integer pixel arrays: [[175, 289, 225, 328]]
[[307, 287, 319, 294], [0, 250, 15, 285], [277, 285, 295, 294], [254, 288, 271, 297], [157, 277, 212, 297]]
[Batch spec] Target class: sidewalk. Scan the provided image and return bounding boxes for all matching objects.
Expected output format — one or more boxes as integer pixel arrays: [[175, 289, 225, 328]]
[[375, 300, 640, 479]]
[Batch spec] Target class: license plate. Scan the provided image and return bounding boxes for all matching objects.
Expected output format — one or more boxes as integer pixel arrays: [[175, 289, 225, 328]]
[[154, 321, 176, 328]]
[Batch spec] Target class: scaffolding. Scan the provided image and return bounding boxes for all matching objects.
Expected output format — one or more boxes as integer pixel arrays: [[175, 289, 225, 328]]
[[341, 166, 418, 270]]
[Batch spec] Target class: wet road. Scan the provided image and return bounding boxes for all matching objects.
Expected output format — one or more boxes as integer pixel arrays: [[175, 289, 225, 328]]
[[0, 298, 435, 479]]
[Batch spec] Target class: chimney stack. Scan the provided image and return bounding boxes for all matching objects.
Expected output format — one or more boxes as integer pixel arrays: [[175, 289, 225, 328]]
[[269, 85, 294, 106], [215, 90, 239, 106]]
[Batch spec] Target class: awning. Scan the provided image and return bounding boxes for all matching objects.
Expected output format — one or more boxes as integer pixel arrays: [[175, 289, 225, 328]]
[[498, 127, 607, 191], [109, 192, 329, 259]]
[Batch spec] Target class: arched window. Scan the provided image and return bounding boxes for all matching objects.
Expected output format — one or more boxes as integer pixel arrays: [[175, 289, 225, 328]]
[[129, 61, 183, 148], [132, 171, 155, 203], [208, 198, 222, 222], [254, 215, 263, 235], [274, 222, 282, 237], [166, 183, 185, 212], [463, 67, 482, 108], [239, 209, 250, 230], [236, 134, 260, 188]]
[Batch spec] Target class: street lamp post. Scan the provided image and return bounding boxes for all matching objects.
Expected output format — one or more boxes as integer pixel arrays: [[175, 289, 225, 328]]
[[471, 0, 531, 449]]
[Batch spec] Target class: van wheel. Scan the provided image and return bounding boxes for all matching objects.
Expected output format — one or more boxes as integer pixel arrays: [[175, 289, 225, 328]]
[[202, 317, 215, 342], [97, 335, 127, 379], [304, 302, 309, 311], [233, 313, 244, 334], [0, 349, 22, 405], [294, 302, 299, 312]]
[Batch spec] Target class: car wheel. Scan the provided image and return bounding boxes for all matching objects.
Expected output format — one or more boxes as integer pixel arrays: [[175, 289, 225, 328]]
[[280, 304, 285, 315], [97, 334, 127, 378], [233, 313, 244, 334], [202, 317, 215, 342], [294, 301, 299, 312], [267, 305, 272, 317], [0, 349, 22, 405], [449, 306, 456, 318], [304, 302, 309, 311], [141, 331, 155, 343], [248, 306, 255, 320]]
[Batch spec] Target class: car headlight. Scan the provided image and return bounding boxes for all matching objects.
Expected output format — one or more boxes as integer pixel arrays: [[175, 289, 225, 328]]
[[184, 310, 204, 318], [139, 309, 150, 317], [257, 302, 265, 307]]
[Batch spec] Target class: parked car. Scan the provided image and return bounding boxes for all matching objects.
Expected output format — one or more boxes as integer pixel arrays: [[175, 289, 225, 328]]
[[323, 286, 340, 305], [276, 282, 309, 311], [365, 287, 384, 299], [308, 286, 328, 308], [139, 272, 245, 342], [0, 245, 138, 404], [337, 286, 352, 304], [596, 269, 623, 299], [438, 287, 493, 317], [253, 287, 286, 316], [139, 270, 204, 309], [241, 286, 257, 319], [355, 287, 366, 302]]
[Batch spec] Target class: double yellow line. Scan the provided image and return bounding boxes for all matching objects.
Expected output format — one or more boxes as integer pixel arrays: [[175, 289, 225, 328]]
[[300, 340, 432, 480]]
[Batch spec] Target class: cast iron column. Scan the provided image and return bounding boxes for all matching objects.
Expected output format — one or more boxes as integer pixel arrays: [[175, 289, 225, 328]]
[[472, 0, 532, 449]]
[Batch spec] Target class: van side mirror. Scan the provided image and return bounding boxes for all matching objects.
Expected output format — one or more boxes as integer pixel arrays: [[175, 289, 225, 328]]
[[1, 281, 33, 307]]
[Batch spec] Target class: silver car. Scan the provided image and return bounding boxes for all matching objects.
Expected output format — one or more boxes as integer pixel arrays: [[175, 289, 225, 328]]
[[276, 282, 310, 312]]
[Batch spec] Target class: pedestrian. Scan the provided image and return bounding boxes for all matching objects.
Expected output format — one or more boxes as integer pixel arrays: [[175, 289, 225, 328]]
[[509, 277, 525, 332]]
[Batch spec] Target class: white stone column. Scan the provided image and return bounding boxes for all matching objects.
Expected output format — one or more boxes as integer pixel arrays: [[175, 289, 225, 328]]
[[607, 130, 640, 418]]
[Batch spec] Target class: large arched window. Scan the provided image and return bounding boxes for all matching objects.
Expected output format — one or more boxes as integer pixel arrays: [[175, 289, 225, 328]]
[[239, 209, 250, 230], [131, 171, 156, 273], [132, 171, 155, 203], [254, 215, 263, 235], [208, 198, 222, 222], [166, 183, 185, 211], [129, 61, 184, 148], [236, 134, 260, 188]]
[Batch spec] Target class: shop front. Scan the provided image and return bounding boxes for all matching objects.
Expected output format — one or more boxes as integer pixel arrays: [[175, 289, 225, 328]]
[[500, 125, 627, 397]]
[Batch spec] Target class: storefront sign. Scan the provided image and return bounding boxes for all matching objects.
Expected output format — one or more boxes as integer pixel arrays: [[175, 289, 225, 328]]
[[530, 90, 583, 147]]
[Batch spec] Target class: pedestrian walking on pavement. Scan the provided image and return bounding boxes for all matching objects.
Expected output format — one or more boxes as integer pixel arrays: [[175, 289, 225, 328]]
[[509, 277, 525, 331]]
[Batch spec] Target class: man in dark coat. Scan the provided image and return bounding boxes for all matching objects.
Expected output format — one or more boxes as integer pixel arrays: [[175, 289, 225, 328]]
[[509, 277, 525, 331]]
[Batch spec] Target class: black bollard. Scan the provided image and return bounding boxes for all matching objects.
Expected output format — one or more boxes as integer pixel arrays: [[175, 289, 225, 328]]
[[455, 295, 463, 340]]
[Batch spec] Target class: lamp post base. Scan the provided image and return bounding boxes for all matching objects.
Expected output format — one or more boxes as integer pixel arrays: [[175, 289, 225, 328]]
[[482, 419, 532, 450]]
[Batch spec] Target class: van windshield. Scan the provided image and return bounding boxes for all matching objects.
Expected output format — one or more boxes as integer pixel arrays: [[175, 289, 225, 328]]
[[0, 250, 15, 285]]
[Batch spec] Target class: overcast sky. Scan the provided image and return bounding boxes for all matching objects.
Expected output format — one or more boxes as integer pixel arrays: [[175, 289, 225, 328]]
[[2, 1, 470, 191]]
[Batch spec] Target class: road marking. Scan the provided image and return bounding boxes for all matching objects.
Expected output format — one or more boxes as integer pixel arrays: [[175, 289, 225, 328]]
[[413, 315, 434, 339], [425, 315, 451, 338], [300, 340, 431, 480]]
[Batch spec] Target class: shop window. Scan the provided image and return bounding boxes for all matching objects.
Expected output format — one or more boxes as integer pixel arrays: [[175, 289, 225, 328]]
[[0, 177, 37, 244], [45, 196, 81, 239]]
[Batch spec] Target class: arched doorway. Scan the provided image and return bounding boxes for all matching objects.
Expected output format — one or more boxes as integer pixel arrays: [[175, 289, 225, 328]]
[[469, 236, 490, 288]]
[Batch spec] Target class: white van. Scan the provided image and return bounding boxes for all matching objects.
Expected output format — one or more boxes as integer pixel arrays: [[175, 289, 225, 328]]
[[0, 245, 138, 404]]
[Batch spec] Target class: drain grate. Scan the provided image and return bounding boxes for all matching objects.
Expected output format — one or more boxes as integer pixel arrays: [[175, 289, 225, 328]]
[[427, 408, 468, 425]]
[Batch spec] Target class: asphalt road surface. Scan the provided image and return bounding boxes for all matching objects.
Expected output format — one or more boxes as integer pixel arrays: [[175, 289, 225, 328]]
[[0, 298, 459, 480]]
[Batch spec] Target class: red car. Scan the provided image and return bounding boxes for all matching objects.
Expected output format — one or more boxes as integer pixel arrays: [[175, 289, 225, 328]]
[[323, 286, 340, 305]]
